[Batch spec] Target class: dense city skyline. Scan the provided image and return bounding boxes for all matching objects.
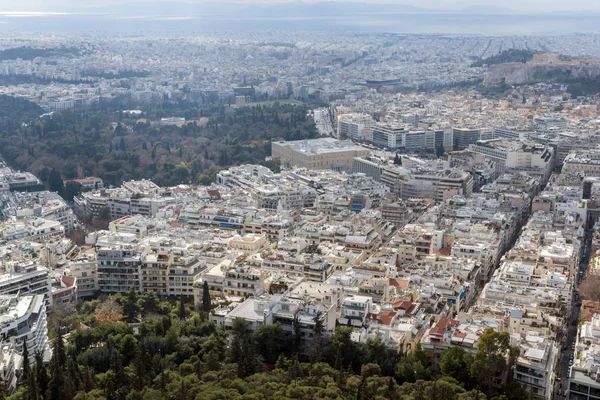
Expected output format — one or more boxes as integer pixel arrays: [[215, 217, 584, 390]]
[[0, 2, 599, 399]]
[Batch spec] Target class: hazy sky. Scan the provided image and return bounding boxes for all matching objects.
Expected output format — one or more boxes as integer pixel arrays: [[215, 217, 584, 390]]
[[1, 0, 598, 12]]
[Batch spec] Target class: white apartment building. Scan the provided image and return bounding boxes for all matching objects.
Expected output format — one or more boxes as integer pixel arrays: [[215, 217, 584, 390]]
[[0, 344, 23, 395], [371, 123, 405, 149], [337, 113, 374, 141], [66, 258, 98, 298], [223, 264, 265, 297], [167, 256, 205, 298], [96, 245, 141, 294], [512, 335, 558, 400], [0, 294, 51, 364], [569, 313, 600, 400], [341, 294, 373, 326], [0, 262, 51, 305]]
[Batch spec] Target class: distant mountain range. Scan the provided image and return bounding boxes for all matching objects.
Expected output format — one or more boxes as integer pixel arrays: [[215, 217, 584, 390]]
[[0, 1, 527, 17]]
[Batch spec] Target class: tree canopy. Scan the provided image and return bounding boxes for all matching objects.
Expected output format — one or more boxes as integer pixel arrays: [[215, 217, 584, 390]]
[[8, 294, 527, 400]]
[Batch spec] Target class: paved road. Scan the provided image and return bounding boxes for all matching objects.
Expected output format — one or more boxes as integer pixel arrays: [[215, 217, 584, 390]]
[[555, 303, 580, 399], [554, 231, 592, 399]]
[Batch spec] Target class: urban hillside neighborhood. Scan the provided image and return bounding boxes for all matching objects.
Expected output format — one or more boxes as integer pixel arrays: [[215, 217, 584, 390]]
[[2, 29, 600, 400]]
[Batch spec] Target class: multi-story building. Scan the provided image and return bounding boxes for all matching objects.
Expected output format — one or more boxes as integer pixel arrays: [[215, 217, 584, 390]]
[[0, 294, 51, 364], [567, 313, 600, 400], [385, 167, 474, 201], [66, 258, 98, 298], [402, 130, 444, 153], [512, 335, 558, 400], [168, 255, 205, 298], [563, 150, 600, 177], [452, 128, 481, 150], [337, 113, 373, 141], [0, 261, 51, 304], [140, 251, 171, 295], [533, 116, 568, 133], [96, 245, 141, 294], [352, 156, 385, 181], [468, 139, 554, 183], [371, 123, 405, 149], [272, 138, 371, 172], [223, 264, 264, 297], [0, 218, 65, 243], [0, 344, 23, 395]]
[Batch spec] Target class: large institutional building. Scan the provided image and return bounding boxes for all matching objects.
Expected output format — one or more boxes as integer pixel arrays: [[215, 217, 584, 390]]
[[271, 138, 371, 172]]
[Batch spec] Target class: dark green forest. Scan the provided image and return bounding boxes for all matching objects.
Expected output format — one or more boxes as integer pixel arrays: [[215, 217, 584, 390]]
[[0, 95, 43, 120], [0, 46, 82, 61], [0, 96, 318, 188], [0, 75, 88, 86], [6, 290, 527, 400], [470, 49, 538, 68], [567, 78, 600, 98]]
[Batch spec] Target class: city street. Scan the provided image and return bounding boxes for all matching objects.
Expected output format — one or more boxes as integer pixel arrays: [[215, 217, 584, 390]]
[[554, 230, 592, 399]]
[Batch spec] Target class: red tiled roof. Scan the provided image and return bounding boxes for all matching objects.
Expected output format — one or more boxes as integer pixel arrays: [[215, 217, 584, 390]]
[[435, 318, 460, 330], [436, 247, 452, 256], [366, 311, 395, 326], [430, 326, 446, 335], [389, 278, 409, 288], [61, 276, 75, 287], [393, 300, 413, 311], [207, 189, 221, 200]]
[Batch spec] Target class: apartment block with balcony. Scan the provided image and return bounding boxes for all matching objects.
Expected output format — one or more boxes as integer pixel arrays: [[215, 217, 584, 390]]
[[0, 344, 23, 395], [223, 264, 265, 298], [512, 335, 558, 400], [140, 251, 171, 295], [0, 294, 51, 364], [168, 256, 205, 298], [96, 245, 141, 294], [0, 261, 51, 305]]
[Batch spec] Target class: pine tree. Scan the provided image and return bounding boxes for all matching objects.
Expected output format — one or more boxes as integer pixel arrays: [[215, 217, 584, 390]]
[[35, 352, 48, 399], [288, 354, 302, 386], [313, 311, 324, 336], [22, 341, 30, 381], [394, 153, 402, 165], [436, 144, 445, 158], [47, 168, 64, 193], [65, 347, 80, 392], [292, 315, 302, 352], [55, 328, 66, 367], [202, 281, 211, 314], [123, 285, 140, 323], [179, 295, 186, 319], [47, 330, 66, 400], [133, 341, 148, 390]]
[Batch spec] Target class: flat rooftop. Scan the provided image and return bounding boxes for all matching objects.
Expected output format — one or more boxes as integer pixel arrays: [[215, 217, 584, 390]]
[[273, 138, 368, 155]]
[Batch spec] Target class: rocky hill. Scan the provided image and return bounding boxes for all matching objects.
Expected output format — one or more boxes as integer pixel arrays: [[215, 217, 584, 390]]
[[483, 53, 600, 86]]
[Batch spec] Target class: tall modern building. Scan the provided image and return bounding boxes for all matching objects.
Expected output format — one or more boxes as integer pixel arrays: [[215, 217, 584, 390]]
[[453, 128, 481, 150], [403, 130, 445, 153], [371, 123, 405, 149], [337, 113, 374, 141]]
